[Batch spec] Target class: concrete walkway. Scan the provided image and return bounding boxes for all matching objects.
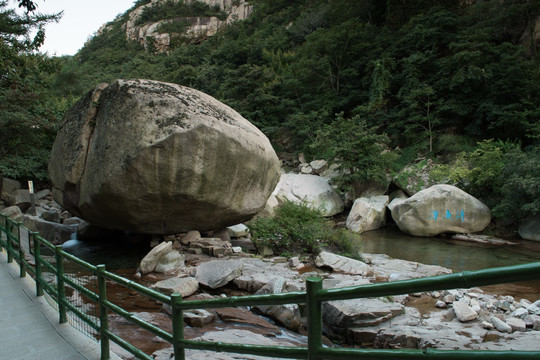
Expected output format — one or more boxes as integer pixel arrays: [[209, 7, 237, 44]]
[[0, 249, 114, 360]]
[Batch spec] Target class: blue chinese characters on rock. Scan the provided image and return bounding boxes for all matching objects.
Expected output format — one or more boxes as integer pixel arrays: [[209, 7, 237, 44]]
[[430, 210, 464, 222]]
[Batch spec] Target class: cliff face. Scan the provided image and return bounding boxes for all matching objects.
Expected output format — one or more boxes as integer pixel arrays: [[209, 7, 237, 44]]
[[123, 0, 252, 52]]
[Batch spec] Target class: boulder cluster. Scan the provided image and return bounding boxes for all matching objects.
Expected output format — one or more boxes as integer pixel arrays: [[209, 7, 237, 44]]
[[127, 245, 540, 358], [0, 178, 85, 245], [270, 153, 496, 239]]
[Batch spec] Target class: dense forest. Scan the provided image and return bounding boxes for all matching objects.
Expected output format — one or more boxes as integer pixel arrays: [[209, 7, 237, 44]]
[[1, 0, 540, 228]]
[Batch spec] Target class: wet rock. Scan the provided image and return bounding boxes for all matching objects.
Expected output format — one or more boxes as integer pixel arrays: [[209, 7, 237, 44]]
[[254, 278, 302, 331], [22, 214, 74, 244], [214, 308, 280, 335], [315, 251, 372, 276], [139, 241, 172, 274], [195, 260, 243, 289], [151, 277, 198, 297]]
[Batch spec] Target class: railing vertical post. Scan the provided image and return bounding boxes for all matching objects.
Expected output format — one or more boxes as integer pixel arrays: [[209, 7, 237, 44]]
[[33, 232, 43, 296], [306, 277, 323, 360], [171, 293, 185, 360], [6, 220, 13, 263], [0, 215, 4, 251], [19, 247, 26, 278], [97, 264, 110, 360], [55, 245, 67, 324]]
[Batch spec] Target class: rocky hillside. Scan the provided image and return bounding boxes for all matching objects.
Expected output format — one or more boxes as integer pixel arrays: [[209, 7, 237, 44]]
[[101, 0, 252, 52]]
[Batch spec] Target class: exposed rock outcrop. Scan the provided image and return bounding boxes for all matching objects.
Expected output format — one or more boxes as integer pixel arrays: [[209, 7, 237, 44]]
[[49, 79, 280, 235], [123, 0, 252, 52]]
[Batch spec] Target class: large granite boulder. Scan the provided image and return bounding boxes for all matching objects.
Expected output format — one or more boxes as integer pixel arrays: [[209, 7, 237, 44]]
[[391, 184, 491, 237], [274, 174, 344, 217], [48, 79, 280, 234]]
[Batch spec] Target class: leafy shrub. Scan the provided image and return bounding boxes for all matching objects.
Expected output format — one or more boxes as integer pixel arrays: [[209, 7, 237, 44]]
[[248, 201, 362, 259]]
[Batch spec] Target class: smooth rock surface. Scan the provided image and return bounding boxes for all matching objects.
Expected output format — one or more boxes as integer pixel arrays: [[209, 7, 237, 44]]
[[315, 251, 373, 276], [346, 196, 389, 233], [139, 241, 173, 274], [452, 300, 478, 322], [274, 174, 344, 216], [49, 79, 280, 234], [151, 276, 199, 297], [518, 214, 540, 241], [195, 259, 243, 289], [391, 184, 491, 236]]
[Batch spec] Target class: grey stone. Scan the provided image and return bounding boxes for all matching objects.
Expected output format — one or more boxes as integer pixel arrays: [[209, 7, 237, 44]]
[[490, 316, 513, 333], [227, 224, 249, 238], [346, 196, 389, 233], [309, 159, 328, 174], [391, 184, 491, 237], [315, 251, 372, 276], [139, 241, 173, 274], [49, 79, 280, 235], [151, 277, 198, 297], [154, 250, 185, 273], [452, 300, 478, 322], [518, 214, 540, 241], [506, 317, 527, 332], [274, 174, 344, 217], [195, 260, 243, 289], [323, 298, 404, 329], [183, 309, 217, 327]]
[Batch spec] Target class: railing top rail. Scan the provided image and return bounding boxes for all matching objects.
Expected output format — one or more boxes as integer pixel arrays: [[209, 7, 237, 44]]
[[319, 261, 540, 302]]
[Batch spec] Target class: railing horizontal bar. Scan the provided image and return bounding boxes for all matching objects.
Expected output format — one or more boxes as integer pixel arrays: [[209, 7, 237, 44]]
[[103, 270, 171, 304], [319, 262, 540, 302], [60, 251, 97, 274], [178, 339, 307, 358], [61, 299, 100, 332], [318, 347, 540, 359], [179, 291, 306, 310], [104, 330, 154, 360], [103, 300, 173, 343], [40, 281, 58, 300], [38, 236, 56, 251], [37, 256, 57, 273], [62, 275, 99, 303]]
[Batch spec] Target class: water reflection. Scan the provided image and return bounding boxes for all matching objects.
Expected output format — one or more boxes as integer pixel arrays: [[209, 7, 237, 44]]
[[361, 227, 540, 299], [361, 227, 540, 272]]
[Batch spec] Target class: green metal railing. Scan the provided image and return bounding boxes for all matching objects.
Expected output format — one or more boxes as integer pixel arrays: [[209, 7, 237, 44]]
[[1, 213, 540, 360]]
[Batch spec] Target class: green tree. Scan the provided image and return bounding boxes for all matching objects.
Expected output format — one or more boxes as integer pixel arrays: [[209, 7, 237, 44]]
[[312, 112, 395, 196], [0, 1, 62, 181]]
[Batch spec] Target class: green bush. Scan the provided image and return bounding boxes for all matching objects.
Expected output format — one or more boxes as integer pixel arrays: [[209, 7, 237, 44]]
[[248, 201, 362, 259]]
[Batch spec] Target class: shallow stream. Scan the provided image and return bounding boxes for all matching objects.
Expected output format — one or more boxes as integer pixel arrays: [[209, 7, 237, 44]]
[[361, 227, 540, 299]]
